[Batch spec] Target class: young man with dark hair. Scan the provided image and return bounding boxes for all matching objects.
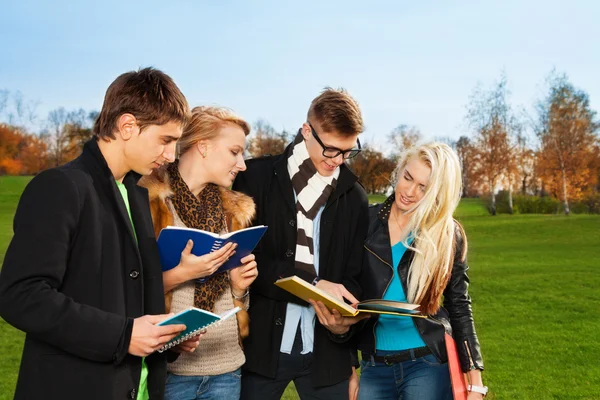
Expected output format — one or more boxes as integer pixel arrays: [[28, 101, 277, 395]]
[[234, 88, 369, 399], [0, 67, 197, 400]]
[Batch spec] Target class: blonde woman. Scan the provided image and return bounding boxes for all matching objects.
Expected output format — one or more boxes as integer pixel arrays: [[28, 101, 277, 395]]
[[353, 143, 486, 399], [139, 106, 258, 400]]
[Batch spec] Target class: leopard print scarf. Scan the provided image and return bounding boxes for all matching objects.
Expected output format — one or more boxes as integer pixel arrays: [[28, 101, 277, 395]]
[[167, 160, 229, 312]]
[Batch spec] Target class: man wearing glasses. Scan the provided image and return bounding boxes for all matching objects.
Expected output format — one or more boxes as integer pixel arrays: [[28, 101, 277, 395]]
[[233, 88, 369, 400]]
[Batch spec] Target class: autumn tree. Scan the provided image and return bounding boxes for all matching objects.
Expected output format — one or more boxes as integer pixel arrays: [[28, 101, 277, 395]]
[[19, 134, 49, 174], [465, 74, 514, 215], [0, 124, 24, 174], [387, 124, 422, 161], [65, 109, 97, 152], [45, 107, 93, 166], [534, 73, 599, 214], [348, 145, 396, 194], [455, 136, 482, 197], [514, 132, 537, 195], [247, 119, 290, 158]]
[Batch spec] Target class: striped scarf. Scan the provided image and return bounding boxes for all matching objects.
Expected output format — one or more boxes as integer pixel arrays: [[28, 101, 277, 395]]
[[287, 132, 339, 275]]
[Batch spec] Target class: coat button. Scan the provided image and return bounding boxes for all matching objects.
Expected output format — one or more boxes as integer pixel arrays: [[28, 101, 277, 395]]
[[129, 388, 137, 399], [275, 318, 283, 326], [129, 270, 139, 279], [289, 220, 295, 227], [285, 249, 294, 258]]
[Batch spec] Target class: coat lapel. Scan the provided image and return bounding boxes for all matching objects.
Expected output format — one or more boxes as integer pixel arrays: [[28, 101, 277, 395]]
[[325, 164, 358, 209], [365, 201, 394, 268], [273, 153, 297, 214], [319, 165, 359, 278], [81, 139, 140, 256]]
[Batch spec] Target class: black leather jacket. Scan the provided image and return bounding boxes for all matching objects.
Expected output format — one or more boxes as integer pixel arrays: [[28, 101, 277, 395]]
[[354, 197, 484, 372]]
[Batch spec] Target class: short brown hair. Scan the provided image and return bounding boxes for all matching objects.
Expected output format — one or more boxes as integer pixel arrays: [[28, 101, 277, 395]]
[[177, 106, 251, 156], [307, 87, 364, 136], [93, 67, 189, 139]]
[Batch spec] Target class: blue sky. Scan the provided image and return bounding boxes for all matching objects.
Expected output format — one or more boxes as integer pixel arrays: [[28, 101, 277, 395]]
[[1, 0, 598, 149]]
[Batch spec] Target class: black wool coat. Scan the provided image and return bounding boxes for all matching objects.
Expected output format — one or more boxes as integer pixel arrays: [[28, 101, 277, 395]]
[[232, 149, 369, 388], [0, 139, 169, 400]]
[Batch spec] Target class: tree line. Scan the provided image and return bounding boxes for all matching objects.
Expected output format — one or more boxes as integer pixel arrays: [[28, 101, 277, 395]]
[[1, 71, 598, 215]]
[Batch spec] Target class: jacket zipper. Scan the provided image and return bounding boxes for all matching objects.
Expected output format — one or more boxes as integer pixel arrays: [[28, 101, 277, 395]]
[[464, 340, 476, 370], [366, 239, 475, 368], [364, 244, 393, 352]]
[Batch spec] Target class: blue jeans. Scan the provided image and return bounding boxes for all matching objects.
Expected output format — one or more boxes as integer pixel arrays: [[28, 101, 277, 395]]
[[164, 369, 242, 400], [241, 352, 349, 400], [358, 350, 452, 400]]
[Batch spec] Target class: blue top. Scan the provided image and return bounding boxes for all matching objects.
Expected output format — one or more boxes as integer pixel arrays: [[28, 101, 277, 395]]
[[375, 240, 427, 351]]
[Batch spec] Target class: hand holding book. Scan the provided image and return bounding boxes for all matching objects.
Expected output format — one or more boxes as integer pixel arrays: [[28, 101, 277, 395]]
[[275, 276, 425, 318], [128, 313, 187, 357], [309, 298, 371, 335], [178, 239, 238, 279], [230, 253, 258, 297], [157, 225, 268, 282], [156, 306, 241, 353], [314, 279, 359, 304], [308, 279, 366, 335]]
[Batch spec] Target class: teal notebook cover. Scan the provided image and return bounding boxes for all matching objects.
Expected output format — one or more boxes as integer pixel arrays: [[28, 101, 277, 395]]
[[156, 306, 240, 352]]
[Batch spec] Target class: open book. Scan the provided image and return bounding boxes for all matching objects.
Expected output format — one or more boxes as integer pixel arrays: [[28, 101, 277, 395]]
[[157, 225, 268, 276], [156, 306, 241, 353], [275, 276, 425, 318]]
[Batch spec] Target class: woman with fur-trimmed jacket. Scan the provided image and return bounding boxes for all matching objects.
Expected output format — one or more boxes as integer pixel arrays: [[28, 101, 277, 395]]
[[139, 106, 258, 400]]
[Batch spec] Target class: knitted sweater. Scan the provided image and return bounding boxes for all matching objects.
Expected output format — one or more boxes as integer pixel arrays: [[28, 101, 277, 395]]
[[137, 167, 256, 376], [168, 281, 247, 376]]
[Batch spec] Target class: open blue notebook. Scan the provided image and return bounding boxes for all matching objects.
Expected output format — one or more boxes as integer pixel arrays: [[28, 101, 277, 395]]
[[157, 225, 267, 277], [156, 306, 241, 353]]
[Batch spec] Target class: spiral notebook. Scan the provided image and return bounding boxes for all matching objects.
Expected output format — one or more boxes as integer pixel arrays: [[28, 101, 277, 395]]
[[156, 306, 241, 353]]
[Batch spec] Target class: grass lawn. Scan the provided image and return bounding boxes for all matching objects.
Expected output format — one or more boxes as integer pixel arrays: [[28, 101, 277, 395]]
[[1, 177, 599, 399]]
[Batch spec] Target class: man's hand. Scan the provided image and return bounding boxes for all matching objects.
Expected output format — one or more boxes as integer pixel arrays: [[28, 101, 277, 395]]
[[349, 366, 359, 400], [308, 299, 370, 336], [178, 240, 237, 280], [315, 279, 359, 304], [171, 329, 206, 353], [128, 314, 186, 357], [229, 254, 258, 297]]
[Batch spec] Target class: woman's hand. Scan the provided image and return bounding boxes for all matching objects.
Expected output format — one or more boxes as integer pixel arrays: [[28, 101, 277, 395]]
[[230, 254, 258, 297], [178, 240, 237, 279], [171, 329, 206, 353], [163, 240, 237, 292]]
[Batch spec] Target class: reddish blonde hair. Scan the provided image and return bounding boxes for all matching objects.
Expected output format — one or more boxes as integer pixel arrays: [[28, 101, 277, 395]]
[[177, 106, 250, 156]]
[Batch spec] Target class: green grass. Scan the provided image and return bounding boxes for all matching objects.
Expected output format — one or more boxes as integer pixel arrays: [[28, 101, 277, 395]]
[[1, 177, 599, 399], [0, 176, 29, 398]]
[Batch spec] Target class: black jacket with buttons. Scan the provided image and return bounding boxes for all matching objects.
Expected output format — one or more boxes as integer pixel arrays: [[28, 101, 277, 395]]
[[353, 197, 484, 372], [0, 139, 169, 399], [232, 149, 369, 388]]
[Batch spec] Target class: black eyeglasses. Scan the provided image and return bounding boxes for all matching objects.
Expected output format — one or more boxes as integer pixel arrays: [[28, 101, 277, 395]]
[[308, 123, 362, 159]]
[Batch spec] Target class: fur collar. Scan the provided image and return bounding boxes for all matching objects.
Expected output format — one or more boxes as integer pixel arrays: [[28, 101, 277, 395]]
[[139, 165, 256, 230]]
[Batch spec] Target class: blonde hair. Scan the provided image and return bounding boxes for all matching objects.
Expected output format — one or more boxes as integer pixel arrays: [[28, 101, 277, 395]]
[[177, 106, 250, 156], [395, 142, 467, 315]]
